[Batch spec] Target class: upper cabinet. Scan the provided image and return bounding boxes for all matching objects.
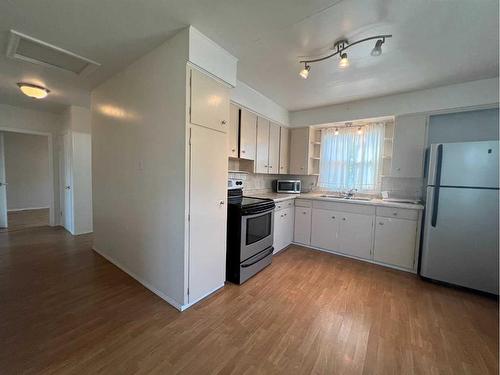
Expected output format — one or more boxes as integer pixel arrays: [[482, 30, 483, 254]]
[[228, 104, 239, 158], [279, 126, 290, 174], [239, 108, 257, 160], [268, 122, 280, 174], [256, 117, 270, 173], [391, 114, 427, 178], [190, 68, 230, 133], [290, 127, 320, 175]]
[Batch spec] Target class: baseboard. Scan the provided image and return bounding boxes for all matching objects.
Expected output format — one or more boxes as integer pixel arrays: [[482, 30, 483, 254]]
[[8, 206, 50, 212], [91, 245, 183, 311], [180, 284, 225, 311], [291, 242, 417, 274]]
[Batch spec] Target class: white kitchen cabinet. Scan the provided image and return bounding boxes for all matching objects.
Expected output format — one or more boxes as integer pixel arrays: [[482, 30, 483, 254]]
[[268, 122, 280, 174], [374, 217, 417, 269], [239, 108, 257, 160], [274, 206, 294, 254], [391, 114, 427, 178], [256, 117, 270, 173], [337, 212, 373, 260], [311, 208, 339, 251], [294, 206, 311, 245], [190, 68, 230, 133], [228, 104, 239, 158], [279, 126, 290, 174], [290, 127, 309, 174]]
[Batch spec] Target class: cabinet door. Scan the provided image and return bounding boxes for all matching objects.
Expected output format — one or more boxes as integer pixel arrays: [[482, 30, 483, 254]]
[[190, 68, 230, 133], [256, 117, 270, 173], [239, 108, 257, 160], [228, 104, 239, 158], [273, 210, 284, 253], [374, 217, 417, 269], [294, 207, 311, 245], [338, 212, 373, 259], [391, 114, 426, 177], [284, 206, 294, 246], [268, 122, 280, 174], [290, 127, 309, 175], [279, 126, 290, 174], [189, 125, 228, 304], [311, 208, 339, 251]]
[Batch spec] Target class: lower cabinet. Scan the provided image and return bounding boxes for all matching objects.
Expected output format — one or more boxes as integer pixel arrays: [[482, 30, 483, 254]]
[[311, 209, 373, 260], [274, 206, 294, 254], [294, 207, 311, 245], [373, 217, 417, 269]]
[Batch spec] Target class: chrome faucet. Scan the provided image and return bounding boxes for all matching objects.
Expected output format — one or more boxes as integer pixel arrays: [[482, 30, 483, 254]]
[[344, 188, 357, 199]]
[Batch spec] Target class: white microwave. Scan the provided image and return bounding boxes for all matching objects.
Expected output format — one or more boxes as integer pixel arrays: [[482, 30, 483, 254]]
[[273, 179, 301, 194]]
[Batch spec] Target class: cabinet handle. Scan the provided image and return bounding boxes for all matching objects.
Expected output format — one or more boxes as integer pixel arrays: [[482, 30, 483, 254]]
[[331, 216, 336, 219], [264, 165, 268, 168], [342, 217, 346, 221], [379, 222, 384, 225], [241, 150, 246, 154], [392, 212, 398, 216], [231, 148, 236, 152], [218, 200, 225, 206], [269, 166, 273, 169], [221, 120, 227, 125], [302, 211, 307, 214], [284, 213, 287, 216]]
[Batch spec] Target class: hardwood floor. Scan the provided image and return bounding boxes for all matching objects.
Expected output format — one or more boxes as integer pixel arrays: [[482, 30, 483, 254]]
[[0, 208, 50, 233], [0, 227, 497, 374]]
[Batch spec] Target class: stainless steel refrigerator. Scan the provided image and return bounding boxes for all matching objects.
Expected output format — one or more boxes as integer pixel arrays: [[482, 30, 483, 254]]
[[420, 140, 499, 294]]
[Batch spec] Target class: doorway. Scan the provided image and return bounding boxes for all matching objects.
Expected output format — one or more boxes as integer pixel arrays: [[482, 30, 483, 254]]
[[0, 130, 54, 232]]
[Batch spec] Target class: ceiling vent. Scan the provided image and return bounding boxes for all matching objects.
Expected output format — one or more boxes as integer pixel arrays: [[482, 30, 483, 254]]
[[6, 30, 100, 75]]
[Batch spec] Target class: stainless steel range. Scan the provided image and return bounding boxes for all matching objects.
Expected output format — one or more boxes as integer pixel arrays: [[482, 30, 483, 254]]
[[226, 178, 275, 284]]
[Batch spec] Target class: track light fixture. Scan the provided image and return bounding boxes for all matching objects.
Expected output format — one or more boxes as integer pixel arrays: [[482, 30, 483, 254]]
[[334, 128, 339, 136], [298, 34, 392, 78]]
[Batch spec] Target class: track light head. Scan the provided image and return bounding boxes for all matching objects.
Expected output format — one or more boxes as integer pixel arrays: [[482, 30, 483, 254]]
[[371, 39, 384, 57], [299, 63, 311, 79], [339, 53, 349, 68]]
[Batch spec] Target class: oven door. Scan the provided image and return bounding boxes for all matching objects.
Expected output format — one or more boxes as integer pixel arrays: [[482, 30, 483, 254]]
[[240, 209, 274, 262]]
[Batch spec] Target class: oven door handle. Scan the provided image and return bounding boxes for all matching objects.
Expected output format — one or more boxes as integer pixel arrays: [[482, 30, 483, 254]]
[[242, 205, 275, 216], [241, 248, 273, 268]]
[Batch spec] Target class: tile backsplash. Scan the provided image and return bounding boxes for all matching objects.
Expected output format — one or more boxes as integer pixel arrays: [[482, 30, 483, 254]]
[[381, 176, 424, 200]]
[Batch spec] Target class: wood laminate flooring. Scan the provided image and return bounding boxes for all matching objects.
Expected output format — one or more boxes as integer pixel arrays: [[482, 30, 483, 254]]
[[0, 227, 497, 374], [0, 208, 50, 233]]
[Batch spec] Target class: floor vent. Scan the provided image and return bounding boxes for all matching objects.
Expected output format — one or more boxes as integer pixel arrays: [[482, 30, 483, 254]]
[[6, 30, 100, 75]]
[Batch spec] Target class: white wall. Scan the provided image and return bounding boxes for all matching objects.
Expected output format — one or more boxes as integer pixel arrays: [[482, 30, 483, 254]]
[[4, 132, 50, 210], [0, 103, 60, 224], [290, 78, 499, 126], [61, 105, 93, 235], [231, 80, 290, 125], [91, 28, 189, 307]]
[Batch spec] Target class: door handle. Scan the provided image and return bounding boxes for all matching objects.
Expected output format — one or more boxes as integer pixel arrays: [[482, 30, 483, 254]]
[[65, 186, 71, 190], [221, 120, 227, 126], [218, 200, 225, 206]]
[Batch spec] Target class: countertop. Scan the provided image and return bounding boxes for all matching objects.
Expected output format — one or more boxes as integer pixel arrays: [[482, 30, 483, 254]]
[[246, 192, 424, 210]]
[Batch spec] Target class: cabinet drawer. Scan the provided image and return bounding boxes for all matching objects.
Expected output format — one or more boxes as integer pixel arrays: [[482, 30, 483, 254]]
[[376, 207, 419, 220], [313, 200, 375, 215], [295, 199, 312, 208], [275, 199, 294, 212]]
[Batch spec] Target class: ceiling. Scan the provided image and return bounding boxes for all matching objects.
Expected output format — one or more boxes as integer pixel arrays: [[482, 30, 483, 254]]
[[0, 0, 498, 113]]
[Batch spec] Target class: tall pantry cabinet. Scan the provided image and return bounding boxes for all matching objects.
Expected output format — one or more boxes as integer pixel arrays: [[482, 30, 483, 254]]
[[187, 66, 230, 305]]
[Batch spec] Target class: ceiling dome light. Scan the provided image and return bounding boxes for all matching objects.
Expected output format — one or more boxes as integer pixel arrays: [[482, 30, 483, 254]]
[[339, 53, 349, 68], [17, 83, 49, 99], [299, 63, 311, 79], [371, 39, 384, 56]]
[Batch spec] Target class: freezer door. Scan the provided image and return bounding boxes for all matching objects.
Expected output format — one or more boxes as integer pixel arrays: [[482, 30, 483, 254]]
[[428, 141, 499, 188], [421, 186, 499, 294]]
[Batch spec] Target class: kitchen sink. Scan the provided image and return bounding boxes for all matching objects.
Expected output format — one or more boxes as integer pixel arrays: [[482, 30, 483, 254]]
[[320, 194, 372, 202]]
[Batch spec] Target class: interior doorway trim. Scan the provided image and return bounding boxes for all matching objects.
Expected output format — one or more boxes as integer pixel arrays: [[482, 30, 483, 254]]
[[0, 127, 55, 227]]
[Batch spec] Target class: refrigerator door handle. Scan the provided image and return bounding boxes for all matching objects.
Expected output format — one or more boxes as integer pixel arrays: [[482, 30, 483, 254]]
[[431, 144, 443, 227]]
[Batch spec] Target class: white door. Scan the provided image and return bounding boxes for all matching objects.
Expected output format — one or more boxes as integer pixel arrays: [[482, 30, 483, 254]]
[[190, 68, 230, 133], [338, 212, 373, 259], [189, 125, 228, 303], [294, 207, 311, 245], [239, 108, 257, 160], [374, 217, 417, 269], [268, 122, 280, 174], [228, 104, 239, 158], [0, 133, 7, 228], [279, 126, 290, 174], [255, 117, 270, 173], [311, 208, 339, 251], [62, 132, 74, 233]]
